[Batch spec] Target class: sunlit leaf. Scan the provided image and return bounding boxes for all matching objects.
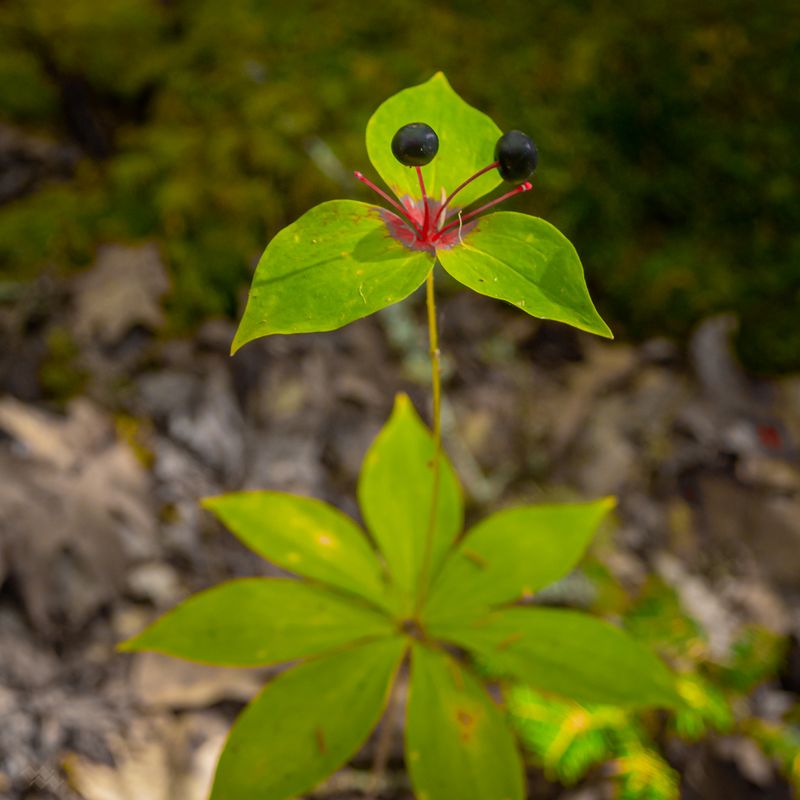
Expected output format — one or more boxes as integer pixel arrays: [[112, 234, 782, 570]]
[[423, 499, 613, 626], [358, 393, 463, 610], [508, 686, 626, 785], [432, 608, 680, 709], [438, 212, 612, 337], [232, 200, 433, 350], [120, 578, 395, 666], [211, 637, 405, 800], [202, 491, 393, 612], [671, 673, 733, 740], [367, 72, 503, 211], [612, 743, 680, 800], [406, 644, 524, 800]]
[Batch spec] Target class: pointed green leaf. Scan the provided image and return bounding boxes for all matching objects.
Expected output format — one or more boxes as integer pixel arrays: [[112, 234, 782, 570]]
[[120, 578, 395, 666], [438, 212, 612, 337], [232, 200, 433, 350], [367, 72, 503, 211], [432, 608, 681, 709], [423, 499, 614, 626], [358, 394, 463, 610], [406, 644, 525, 800], [202, 491, 394, 612], [211, 637, 405, 800]]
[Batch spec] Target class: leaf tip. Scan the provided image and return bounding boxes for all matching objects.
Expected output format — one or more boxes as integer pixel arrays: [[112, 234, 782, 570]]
[[390, 392, 427, 431], [596, 319, 614, 340], [199, 494, 222, 511], [230, 325, 250, 355], [600, 495, 617, 512], [393, 391, 412, 411], [116, 634, 140, 653]]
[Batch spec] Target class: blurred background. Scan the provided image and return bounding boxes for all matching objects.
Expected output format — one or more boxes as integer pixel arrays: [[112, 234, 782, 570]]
[[0, 1, 798, 799]]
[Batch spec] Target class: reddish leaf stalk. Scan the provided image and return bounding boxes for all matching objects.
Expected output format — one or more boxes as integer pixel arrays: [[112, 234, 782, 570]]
[[434, 181, 533, 240], [354, 171, 423, 236], [432, 161, 500, 226]]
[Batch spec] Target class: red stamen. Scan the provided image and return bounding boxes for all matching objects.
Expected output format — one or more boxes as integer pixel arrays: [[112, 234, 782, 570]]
[[433, 181, 533, 241], [415, 166, 430, 236], [354, 171, 422, 235], [433, 161, 499, 227]]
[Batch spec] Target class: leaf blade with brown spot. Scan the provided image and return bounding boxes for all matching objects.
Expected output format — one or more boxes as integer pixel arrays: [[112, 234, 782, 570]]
[[211, 637, 405, 800], [423, 499, 614, 626], [202, 491, 396, 612], [406, 644, 524, 800]]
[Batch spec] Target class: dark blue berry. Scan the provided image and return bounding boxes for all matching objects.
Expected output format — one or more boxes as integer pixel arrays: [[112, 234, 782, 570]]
[[494, 130, 538, 183], [391, 123, 439, 167]]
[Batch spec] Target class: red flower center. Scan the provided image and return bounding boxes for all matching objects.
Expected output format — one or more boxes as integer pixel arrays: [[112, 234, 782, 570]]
[[379, 195, 477, 253], [355, 162, 532, 253]]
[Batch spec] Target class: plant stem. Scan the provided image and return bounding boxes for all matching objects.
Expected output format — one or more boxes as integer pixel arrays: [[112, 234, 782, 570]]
[[415, 267, 442, 614], [365, 661, 405, 800]]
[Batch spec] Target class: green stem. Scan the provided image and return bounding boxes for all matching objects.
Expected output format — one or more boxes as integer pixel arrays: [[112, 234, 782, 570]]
[[415, 267, 442, 614], [365, 661, 404, 800]]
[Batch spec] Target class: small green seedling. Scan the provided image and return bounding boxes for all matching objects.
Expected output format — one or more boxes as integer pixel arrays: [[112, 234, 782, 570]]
[[122, 73, 678, 800]]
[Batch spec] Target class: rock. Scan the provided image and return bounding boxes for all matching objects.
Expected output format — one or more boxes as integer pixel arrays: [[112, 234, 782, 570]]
[[126, 563, 182, 607], [138, 363, 246, 483]]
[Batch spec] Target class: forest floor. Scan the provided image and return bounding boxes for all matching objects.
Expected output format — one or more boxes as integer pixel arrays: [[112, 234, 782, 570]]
[[1, 244, 799, 799]]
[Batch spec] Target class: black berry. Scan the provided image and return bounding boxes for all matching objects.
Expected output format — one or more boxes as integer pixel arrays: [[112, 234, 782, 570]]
[[391, 123, 439, 167], [494, 130, 538, 183]]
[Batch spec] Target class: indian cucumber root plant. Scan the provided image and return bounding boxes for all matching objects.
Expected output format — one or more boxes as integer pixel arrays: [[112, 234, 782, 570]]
[[121, 72, 682, 800]]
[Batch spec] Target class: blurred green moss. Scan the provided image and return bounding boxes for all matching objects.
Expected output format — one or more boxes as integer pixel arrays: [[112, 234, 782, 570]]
[[39, 326, 87, 401], [0, 0, 797, 370]]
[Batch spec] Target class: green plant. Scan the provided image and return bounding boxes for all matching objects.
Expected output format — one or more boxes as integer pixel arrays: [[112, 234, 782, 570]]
[[122, 73, 680, 800], [508, 578, 799, 799]]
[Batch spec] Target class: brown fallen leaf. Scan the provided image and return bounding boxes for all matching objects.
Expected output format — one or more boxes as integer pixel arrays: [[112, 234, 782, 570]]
[[65, 714, 227, 800], [71, 243, 169, 347], [130, 652, 266, 710], [0, 397, 156, 635]]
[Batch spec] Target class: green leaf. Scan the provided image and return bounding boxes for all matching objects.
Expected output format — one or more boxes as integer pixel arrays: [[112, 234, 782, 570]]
[[406, 644, 525, 800], [432, 608, 681, 709], [211, 637, 405, 800], [119, 578, 395, 666], [423, 499, 614, 626], [507, 685, 627, 785], [367, 72, 503, 211], [232, 200, 433, 350], [202, 491, 393, 612], [437, 212, 612, 338], [358, 393, 463, 610]]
